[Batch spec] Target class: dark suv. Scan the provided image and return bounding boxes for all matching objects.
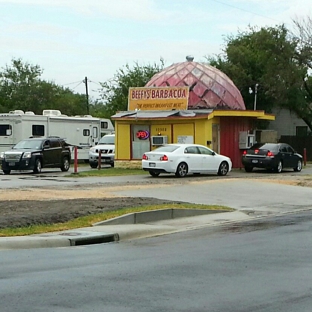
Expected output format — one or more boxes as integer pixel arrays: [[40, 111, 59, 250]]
[[1, 137, 71, 174]]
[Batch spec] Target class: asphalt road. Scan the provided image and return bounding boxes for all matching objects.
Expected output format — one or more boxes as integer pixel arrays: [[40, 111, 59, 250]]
[[1, 211, 312, 312]]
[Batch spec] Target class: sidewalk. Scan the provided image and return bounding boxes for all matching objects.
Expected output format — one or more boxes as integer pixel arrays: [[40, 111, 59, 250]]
[[0, 210, 253, 250]]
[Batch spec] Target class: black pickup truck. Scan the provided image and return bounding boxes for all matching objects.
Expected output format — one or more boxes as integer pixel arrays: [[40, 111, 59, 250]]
[[1, 137, 71, 174]]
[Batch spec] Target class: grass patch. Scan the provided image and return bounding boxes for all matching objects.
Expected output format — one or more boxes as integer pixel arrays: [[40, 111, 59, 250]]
[[69, 168, 147, 177], [0, 203, 233, 237]]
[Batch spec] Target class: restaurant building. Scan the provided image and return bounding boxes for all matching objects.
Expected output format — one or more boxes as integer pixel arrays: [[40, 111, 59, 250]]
[[112, 58, 274, 168]]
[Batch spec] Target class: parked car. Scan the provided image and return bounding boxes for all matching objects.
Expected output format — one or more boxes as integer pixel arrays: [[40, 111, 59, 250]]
[[142, 143, 232, 177], [241, 142, 303, 173], [0, 137, 71, 174], [89, 134, 115, 168]]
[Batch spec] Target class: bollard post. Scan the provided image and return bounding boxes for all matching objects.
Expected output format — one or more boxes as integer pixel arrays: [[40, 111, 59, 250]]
[[74, 146, 78, 173], [304, 148, 307, 167], [98, 150, 101, 170]]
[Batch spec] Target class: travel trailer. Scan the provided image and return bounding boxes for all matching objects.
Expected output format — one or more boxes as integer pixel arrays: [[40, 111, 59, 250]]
[[0, 109, 114, 161]]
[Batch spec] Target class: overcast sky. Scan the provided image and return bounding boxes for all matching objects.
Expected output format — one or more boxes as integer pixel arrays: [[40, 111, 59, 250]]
[[1, 0, 311, 101]]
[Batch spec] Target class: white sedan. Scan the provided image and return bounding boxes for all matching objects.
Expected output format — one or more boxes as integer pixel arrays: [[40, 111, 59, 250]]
[[142, 144, 232, 177]]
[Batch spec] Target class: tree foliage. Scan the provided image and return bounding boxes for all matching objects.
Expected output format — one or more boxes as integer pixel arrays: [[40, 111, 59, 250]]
[[0, 58, 88, 116], [207, 24, 312, 130], [98, 60, 165, 118]]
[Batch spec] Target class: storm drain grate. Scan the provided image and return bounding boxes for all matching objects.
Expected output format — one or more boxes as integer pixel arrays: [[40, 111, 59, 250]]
[[69, 234, 119, 246]]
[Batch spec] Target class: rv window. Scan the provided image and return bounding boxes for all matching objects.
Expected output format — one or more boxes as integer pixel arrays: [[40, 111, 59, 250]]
[[83, 129, 90, 136], [0, 125, 12, 136], [92, 127, 98, 138], [101, 121, 108, 129], [32, 125, 44, 136]]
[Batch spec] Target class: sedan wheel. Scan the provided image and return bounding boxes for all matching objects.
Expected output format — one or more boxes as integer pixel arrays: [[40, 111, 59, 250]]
[[175, 162, 188, 177], [149, 171, 160, 177], [275, 161, 283, 173], [218, 161, 229, 176], [294, 160, 302, 172]]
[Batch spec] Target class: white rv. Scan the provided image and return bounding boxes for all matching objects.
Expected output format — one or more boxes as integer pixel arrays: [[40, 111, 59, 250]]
[[0, 109, 114, 161]]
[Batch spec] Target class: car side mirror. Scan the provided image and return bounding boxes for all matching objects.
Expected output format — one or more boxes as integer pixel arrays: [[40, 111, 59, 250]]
[[212, 152, 216, 156]]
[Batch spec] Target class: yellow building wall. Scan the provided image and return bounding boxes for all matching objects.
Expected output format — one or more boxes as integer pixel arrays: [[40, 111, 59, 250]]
[[114, 118, 220, 160], [115, 123, 131, 160]]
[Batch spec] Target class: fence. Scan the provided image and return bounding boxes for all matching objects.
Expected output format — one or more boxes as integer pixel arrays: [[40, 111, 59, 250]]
[[280, 136, 312, 161]]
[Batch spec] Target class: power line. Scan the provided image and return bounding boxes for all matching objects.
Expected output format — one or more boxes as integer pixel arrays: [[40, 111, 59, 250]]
[[71, 81, 83, 90], [210, 0, 281, 23], [88, 80, 101, 86], [63, 80, 84, 86]]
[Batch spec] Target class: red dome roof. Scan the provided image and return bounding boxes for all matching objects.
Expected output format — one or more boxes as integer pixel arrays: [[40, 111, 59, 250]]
[[145, 61, 245, 110]]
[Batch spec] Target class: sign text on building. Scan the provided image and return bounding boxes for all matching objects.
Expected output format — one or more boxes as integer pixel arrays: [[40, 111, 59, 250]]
[[128, 87, 189, 111]]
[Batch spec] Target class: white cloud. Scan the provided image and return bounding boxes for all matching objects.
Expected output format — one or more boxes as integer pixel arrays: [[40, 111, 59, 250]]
[[1, 0, 312, 99]]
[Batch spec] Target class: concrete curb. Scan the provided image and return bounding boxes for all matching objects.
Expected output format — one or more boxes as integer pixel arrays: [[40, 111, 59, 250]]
[[0, 210, 264, 250]]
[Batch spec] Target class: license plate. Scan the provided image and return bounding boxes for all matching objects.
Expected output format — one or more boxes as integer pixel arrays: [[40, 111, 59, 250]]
[[252, 160, 258, 163], [149, 163, 156, 167], [9, 162, 15, 166]]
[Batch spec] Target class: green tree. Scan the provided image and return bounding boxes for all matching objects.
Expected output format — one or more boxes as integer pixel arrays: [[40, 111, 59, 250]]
[[207, 24, 312, 130], [0, 58, 43, 112], [0, 58, 89, 115], [98, 60, 165, 118]]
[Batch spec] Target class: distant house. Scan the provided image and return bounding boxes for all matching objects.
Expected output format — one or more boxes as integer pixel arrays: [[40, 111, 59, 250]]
[[267, 107, 309, 138]]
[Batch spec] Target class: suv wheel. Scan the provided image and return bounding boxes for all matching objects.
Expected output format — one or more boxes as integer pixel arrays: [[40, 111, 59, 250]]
[[90, 163, 98, 169], [61, 157, 70, 172], [33, 158, 42, 173], [3, 169, 10, 175]]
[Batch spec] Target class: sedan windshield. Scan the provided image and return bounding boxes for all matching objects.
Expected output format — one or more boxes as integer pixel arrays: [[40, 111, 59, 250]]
[[13, 140, 42, 149]]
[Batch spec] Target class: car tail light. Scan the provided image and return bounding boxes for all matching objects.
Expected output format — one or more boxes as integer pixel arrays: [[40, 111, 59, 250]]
[[267, 151, 274, 157], [160, 155, 168, 161], [242, 150, 247, 155], [142, 154, 148, 160], [255, 149, 259, 154]]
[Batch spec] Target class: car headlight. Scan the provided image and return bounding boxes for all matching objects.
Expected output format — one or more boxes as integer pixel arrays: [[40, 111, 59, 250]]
[[0, 152, 4, 159], [22, 152, 32, 159], [89, 147, 96, 153]]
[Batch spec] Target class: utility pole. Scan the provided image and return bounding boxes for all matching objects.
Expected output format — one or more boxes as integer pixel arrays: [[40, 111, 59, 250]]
[[84, 76, 89, 114]]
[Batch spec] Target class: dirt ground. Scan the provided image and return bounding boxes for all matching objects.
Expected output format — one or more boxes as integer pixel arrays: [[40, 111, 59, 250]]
[[0, 183, 198, 229], [0, 175, 311, 229]]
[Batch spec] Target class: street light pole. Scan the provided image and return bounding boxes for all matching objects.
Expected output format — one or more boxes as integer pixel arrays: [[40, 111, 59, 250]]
[[253, 83, 259, 111]]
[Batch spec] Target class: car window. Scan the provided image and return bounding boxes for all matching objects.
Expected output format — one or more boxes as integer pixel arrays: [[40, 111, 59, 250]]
[[286, 145, 294, 153], [50, 140, 61, 148], [43, 140, 50, 148], [98, 135, 115, 145], [251, 143, 279, 152], [197, 146, 214, 155], [153, 145, 179, 152], [281, 145, 287, 153], [185, 146, 198, 154], [13, 139, 43, 149]]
